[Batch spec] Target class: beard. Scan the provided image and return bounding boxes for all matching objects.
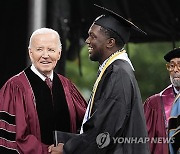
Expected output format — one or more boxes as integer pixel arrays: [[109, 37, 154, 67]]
[[170, 75, 180, 87], [89, 51, 101, 62]]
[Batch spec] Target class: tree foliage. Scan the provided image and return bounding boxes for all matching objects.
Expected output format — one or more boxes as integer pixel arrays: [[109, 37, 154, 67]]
[[66, 42, 180, 102]]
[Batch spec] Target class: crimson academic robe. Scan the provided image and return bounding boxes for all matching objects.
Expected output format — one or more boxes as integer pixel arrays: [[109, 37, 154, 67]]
[[57, 60, 150, 154], [0, 70, 87, 154], [144, 85, 175, 154]]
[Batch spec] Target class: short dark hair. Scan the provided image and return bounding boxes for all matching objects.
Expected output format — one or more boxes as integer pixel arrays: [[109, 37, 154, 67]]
[[99, 26, 124, 48]]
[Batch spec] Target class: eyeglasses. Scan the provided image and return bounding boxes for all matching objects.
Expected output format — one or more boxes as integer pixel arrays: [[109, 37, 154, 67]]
[[166, 62, 180, 72]]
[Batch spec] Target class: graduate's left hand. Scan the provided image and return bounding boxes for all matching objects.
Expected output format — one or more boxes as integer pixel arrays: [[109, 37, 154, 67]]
[[48, 143, 64, 154]]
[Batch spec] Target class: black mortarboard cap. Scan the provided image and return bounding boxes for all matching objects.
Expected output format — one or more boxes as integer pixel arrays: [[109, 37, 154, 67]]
[[93, 4, 146, 44], [164, 47, 180, 62]]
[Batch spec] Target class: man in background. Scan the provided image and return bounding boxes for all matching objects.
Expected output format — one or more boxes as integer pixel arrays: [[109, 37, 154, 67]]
[[144, 47, 180, 154], [0, 28, 87, 154]]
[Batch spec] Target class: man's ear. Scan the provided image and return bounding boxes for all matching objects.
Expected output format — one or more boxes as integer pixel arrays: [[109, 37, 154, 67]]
[[28, 48, 33, 60], [106, 38, 115, 48], [57, 49, 61, 60]]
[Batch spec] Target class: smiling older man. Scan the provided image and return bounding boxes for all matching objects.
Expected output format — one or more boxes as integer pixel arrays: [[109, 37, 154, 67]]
[[144, 47, 180, 154], [0, 28, 87, 154]]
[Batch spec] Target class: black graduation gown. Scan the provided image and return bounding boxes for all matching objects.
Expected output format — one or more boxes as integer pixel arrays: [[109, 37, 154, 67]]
[[59, 60, 150, 154]]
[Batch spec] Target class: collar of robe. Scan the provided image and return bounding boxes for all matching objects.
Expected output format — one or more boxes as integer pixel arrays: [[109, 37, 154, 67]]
[[87, 50, 126, 119]]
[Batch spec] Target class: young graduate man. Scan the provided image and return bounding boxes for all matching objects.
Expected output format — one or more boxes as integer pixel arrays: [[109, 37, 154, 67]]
[[49, 5, 149, 154]]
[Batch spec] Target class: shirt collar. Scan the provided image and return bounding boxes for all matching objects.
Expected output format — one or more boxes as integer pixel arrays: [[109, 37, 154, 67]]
[[98, 58, 108, 73], [173, 86, 180, 95], [98, 48, 134, 73], [30, 64, 53, 81]]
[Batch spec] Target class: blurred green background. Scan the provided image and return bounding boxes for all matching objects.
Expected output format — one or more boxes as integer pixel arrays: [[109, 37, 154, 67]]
[[65, 42, 180, 102]]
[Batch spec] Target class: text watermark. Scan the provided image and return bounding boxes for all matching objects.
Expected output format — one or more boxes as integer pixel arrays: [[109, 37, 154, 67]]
[[96, 132, 174, 149]]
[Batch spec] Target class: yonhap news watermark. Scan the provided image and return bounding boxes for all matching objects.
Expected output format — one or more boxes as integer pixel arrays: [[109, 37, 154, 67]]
[[96, 132, 175, 149]]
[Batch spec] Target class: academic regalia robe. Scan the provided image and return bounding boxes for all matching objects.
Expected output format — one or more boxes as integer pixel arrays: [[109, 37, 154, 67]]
[[0, 68, 87, 154], [168, 93, 180, 154], [144, 85, 175, 154], [58, 60, 149, 154]]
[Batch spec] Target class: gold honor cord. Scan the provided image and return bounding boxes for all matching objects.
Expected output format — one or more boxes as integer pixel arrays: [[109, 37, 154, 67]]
[[88, 50, 126, 118]]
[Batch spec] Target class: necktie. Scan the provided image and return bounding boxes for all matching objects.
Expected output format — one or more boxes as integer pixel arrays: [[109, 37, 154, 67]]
[[45, 77, 52, 90]]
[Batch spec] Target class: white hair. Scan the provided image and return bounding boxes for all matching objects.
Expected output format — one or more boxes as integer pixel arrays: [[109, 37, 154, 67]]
[[28, 28, 62, 49]]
